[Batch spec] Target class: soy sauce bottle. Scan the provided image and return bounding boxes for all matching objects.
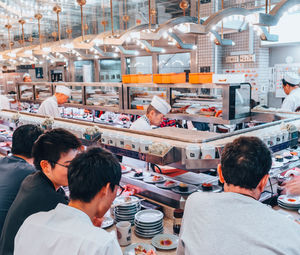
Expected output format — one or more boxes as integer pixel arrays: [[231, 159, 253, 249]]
[[173, 209, 184, 235]]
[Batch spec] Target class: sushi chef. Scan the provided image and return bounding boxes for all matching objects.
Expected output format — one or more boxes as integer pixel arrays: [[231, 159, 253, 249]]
[[122, 96, 171, 168], [130, 96, 171, 130], [37, 86, 71, 118], [281, 74, 300, 112]]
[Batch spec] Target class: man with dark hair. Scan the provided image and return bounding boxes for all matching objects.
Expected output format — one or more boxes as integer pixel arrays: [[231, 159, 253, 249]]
[[14, 147, 122, 255], [0, 128, 81, 255], [0, 124, 43, 233], [177, 137, 300, 255]]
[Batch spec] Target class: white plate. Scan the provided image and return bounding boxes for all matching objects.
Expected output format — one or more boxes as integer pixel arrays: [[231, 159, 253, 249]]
[[151, 234, 179, 250], [135, 209, 164, 224], [101, 217, 114, 229], [121, 165, 132, 174], [113, 196, 140, 207], [271, 162, 284, 169], [278, 195, 300, 206], [127, 171, 151, 180], [156, 180, 178, 189], [124, 243, 156, 255], [143, 175, 166, 184]]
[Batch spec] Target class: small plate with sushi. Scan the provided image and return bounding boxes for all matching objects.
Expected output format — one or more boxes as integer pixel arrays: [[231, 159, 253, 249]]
[[156, 180, 178, 189], [171, 183, 198, 195]]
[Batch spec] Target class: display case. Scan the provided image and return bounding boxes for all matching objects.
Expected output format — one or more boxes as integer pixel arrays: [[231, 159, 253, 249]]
[[17, 83, 35, 102], [123, 83, 251, 124], [123, 83, 169, 111], [17, 82, 123, 112]]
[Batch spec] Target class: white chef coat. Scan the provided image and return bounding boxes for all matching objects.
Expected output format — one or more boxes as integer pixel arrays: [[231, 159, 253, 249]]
[[281, 87, 300, 112], [37, 96, 60, 118], [130, 115, 152, 131], [122, 115, 152, 168], [14, 203, 122, 255], [0, 95, 10, 110]]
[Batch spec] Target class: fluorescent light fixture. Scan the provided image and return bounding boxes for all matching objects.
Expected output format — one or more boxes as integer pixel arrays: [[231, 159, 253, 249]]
[[43, 47, 51, 52]]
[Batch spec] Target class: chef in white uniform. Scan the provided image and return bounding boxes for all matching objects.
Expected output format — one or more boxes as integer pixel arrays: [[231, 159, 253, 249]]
[[122, 96, 171, 168], [281, 74, 300, 112], [37, 86, 71, 118], [0, 95, 10, 110]]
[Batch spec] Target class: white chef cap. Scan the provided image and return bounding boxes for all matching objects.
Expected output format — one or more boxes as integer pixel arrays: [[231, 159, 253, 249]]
[[150, 96, 171, 115], [55, 86, 71, 97], [23, 73, 30, 78], [283, 73, 300, 86]]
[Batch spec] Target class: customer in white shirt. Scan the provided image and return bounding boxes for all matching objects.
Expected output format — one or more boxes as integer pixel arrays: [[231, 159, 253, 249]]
[[37, 86, 71, 118], [177, 136, 300, 255], [14, 147, 123, 255]]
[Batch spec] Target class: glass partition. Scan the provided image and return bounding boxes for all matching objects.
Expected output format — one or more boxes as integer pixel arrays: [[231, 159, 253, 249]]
[[19, 84, 34, 101], [86, 84, 121, 108], [158, 53, 190, 74], [126, 56, 152, 74], [74, 60, 95, 82], [35, 85, 52, 102], [99, 59, 121, 82]]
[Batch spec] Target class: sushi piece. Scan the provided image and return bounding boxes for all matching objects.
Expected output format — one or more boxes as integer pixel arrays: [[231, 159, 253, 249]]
[[179, 182, 188, 192]]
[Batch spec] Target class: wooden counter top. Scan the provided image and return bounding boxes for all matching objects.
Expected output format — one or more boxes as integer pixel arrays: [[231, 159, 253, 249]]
[[108, 218, 176, 255]]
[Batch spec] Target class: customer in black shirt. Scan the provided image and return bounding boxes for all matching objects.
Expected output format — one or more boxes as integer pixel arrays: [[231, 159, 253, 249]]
[[0, 124, 43, 233], [0, 128, 81, 255]]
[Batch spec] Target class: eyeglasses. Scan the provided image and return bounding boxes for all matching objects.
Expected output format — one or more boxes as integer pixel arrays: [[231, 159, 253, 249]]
[[50, 161, 69, 168], [117, 185, 125, 197]]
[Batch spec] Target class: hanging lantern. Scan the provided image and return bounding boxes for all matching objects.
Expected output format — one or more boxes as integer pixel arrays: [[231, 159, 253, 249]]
[[18, 19, 26, 44], [66, 28, 72, 39], [52, 31, 57, 41], [34, 13, 43, 49], [53, 5, 62, 41], [77, 0, 86, 41], [5, 24, 12, 52], [179, 0, 189, 16], [84, 23, 89, 31]]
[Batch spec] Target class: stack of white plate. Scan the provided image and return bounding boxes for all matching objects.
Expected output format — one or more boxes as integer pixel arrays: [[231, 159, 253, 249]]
[[113, 196, 141, 225], [134, 209, 164, 238], [277, 195, 300, 210]]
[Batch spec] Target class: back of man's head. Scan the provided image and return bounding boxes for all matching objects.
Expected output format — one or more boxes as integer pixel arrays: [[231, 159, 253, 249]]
[[68, 147, 121, 203], [32, 128, 81, 171], [221, 136, 272, 190], [11, 124, 43, 158]]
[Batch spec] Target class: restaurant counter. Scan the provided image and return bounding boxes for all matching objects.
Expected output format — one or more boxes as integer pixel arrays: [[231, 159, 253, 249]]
[[108, 218, 176, 255]]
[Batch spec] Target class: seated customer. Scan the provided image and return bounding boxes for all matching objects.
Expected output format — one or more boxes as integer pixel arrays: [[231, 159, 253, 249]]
[[177, 137, 300, 255], [0, 124, 43, 232], [0, 128, 81, 255], [14, 147, 122, 255]]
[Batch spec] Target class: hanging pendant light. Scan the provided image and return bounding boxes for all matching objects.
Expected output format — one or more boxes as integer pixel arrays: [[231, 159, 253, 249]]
[[5, 24, 12, 52], [110, 0, 114, 36], [53, 5, 62, 42], [18, 19, 26, 45], [66, 28, 72, 39], [34, 13, 43, 49], [180, 0, 189, 16], [198, 0, 201, 24], [77, 0, 87, 41]]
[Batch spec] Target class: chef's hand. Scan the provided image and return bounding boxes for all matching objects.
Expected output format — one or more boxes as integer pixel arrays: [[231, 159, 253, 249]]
[[283, 175, 300, 196], [92, 216, 104, 227]]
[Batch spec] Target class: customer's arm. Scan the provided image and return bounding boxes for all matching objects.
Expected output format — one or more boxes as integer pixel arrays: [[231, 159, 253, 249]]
[[283, 175, 300, 195]]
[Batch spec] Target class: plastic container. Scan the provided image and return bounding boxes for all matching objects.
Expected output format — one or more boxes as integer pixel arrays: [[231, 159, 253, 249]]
[[122, 75, 131, 83], [137, 74, 152, 83], [170, 73, 186, 83], [189, 73, 213, 84]]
